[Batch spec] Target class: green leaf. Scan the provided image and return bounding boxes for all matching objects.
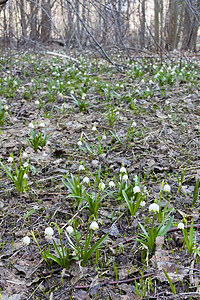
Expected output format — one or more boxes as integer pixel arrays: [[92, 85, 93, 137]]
[[158, 216, 174, 236], [82, 233, 109, 266], [192, 178, 200, 206], [162, 268, 176, 295]]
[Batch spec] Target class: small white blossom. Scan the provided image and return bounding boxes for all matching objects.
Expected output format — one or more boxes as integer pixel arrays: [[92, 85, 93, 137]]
[[35, 100, 40, 105], [122, 174, 128, 181], [23, 162, 29, 168], [78, 165, 85, 171], [45, 227, 54, 237], [120, 166, 126, 173], [102, 135, 106, 140], [99, 182, 105, 190], [83, 176, 90, 184], [131, 121, 137, 127], [66, 225, 73, 234], [163, 184, 171, 192], [23, 236, 30, 245], [39, 122, 45, 128], [23, 173, 28, 179], [7, 156, 13, 163], [77, 140, 82, 146], [109, 181, 115, 188], [90, 221, 99, 230], [177, 222, 184, 230], [4, 105, 9, 110], [22, 152, 28, 158], [149, 203, 159, 213], [133, 186, 140, 193], [92, 125, 97, 131], [29, 122, 35, 129], [140, 201, 146, 207]]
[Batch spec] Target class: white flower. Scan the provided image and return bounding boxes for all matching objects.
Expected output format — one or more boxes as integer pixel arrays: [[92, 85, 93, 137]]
[[39, 122, 45, 128], [77, 140, 82, 146], [66, 225, 73, 234], [177, 222, 184, 230], [99, 182, 105, 190], [22, 152, 28, 158], [29, 122, 35, 129], [120, 166, 126, 173], [92, 125, 97, 131], [23, 236, 30, 245], [102, 135, 106, 140], [109, 181, 115, 188], [23, 173, 28, 179], [35, 100, 40, 105], [78, 165, 85, 171], [45, 227, 54, 237], [140, 201, 146, 207], [133, 186, 140, 193], [131, 121, 137, 127], [7, 156, 13, 163], [23, 162, 29, 168], [122, 174, 128, 181], [149, 203, 159, 213], [4, 105, 9, 110], [163, 184, 171, 192], [90, 221, 99, 230], [83, 176, 90, 184]]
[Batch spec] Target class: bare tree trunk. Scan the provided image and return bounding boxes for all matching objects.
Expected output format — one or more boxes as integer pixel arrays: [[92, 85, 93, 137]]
[[30, 1, 38, 41], [20, 0, 27, 40], [41, 0, 51, 43], [154, 0, 159, 49], [139, 0, 146, 48]]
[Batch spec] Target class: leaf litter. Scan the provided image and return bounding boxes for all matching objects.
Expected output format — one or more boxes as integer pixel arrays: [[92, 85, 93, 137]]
[[0, 50, 200, 299]]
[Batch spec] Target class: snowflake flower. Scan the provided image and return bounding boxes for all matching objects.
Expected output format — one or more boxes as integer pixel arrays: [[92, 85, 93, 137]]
[[77, 140, 82, 146], [78, 165, 85, 171], [163, 184, 171, 192], [66, 226, 73, 234], [23, 236, 30, 245], [120, 166, 126, 173], [177, 222, 184, 230], [149, 203, 159, 213], [140, 201, 146, 207], [122, 174, 128, 181], [29, 122, 35, 129], [45, 227, 54, 237], [83, 176, 90, 184], [7, 156, 13, 163], [133, 186, 140, 193], [109, 181, 115, 188], [90, 221, 99, 230]]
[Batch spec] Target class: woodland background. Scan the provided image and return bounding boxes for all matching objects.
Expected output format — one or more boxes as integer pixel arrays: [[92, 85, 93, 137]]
[[0, 0, 200, 55]]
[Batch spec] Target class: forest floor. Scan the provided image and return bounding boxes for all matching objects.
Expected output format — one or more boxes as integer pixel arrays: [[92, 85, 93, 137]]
[[0, 49, 200, 299]]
